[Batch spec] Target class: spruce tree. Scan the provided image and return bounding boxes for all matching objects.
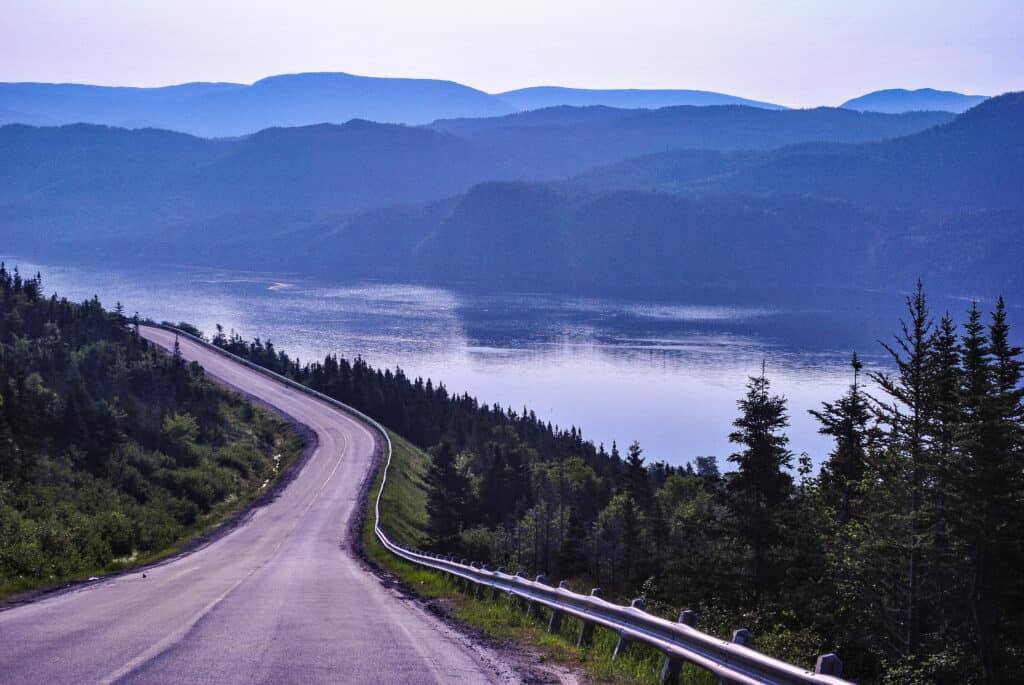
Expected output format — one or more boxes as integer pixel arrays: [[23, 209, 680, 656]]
[[810, 352, 873, 522], [727, 362, 792, 603], [425, 441, 468, 552], [869, 281, 936, 658], [953, 299, 1024, 679], [623, 440, 652, 510]]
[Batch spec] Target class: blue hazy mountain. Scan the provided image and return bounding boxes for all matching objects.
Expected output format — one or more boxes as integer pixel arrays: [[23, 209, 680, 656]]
[[0, 119, 505, 244], [430, 105, 953, 178], [0, 73, 514, 137], [496, 86, 784, 111], [339, 94, 1024, 298], [572, 93, 1022, 211], [2, 94, 1020, 302], [0, 102, 950, 235], [0, 74, 784, 137], [841, 88, 988, 113]]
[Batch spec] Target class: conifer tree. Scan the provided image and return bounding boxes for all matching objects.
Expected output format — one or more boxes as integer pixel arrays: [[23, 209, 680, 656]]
[[623, 440, 652, 511], [952, 298, 1024, 678], [869, 281, 936, 658], [727, 362, 792, 603], [425, 441, 468, 552], [810, 352, 873, 521]]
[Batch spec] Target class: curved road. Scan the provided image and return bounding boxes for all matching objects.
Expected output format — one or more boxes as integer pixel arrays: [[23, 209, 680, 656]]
[[0, 327, 514, 684]]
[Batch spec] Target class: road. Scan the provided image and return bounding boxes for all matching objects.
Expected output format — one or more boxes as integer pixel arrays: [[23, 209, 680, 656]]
[[0, 326, 514, 684]]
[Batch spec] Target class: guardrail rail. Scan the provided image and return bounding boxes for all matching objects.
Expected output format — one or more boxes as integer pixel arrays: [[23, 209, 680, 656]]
[[153, 324, 854, 685]]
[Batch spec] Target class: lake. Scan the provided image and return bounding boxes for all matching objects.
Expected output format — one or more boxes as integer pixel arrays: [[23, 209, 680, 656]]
[[8, 257, 988, 469]]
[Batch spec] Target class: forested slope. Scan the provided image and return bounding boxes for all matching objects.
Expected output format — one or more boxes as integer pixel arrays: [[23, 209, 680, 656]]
[[0, 266, 301, 596]]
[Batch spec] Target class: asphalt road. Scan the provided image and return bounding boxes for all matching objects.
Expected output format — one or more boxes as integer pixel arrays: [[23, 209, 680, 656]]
[[0, 326, 514, 684]]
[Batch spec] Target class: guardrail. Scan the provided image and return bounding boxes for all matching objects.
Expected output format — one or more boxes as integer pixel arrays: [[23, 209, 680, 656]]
[[151, 324, 853, 685]]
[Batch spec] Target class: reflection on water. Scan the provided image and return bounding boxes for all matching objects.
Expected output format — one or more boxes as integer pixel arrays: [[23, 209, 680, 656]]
[[9, 258, 956, 468]]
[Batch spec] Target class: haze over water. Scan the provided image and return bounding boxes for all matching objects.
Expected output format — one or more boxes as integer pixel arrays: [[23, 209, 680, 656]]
[[15, 258, 973, 469]]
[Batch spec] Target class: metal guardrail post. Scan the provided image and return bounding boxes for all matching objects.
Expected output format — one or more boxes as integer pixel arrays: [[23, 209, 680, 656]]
[[661, 609, 697, 684], [490, 568, 506, 601], [613, 598, 647, 659], [719, 629, 754, 685], [514, 571, 529, 610], [732, 628, 753, 646], [577, 588, 603, 647], [548, 581, 571, 633], [474, 565, 491, 599], [815, 654, 843, 677], [526, 575, 546, 619]]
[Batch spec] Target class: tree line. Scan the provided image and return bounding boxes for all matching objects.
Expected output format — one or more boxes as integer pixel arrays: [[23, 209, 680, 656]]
[[215, 283, 1021, 683]]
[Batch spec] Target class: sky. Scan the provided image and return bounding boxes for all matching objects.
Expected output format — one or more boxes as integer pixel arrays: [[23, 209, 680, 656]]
[[1, 0, 1021, 108]]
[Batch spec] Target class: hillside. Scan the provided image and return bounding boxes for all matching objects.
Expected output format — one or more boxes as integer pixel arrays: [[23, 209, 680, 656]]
[[571, 92, 1024, 210], [401, 185, 1024, 297], [703, 92, 1024, 211], [841, 88, 988, 113], [430, 105, 954, 178], [0, 120, 505, 249], [0, 267, 301, 595]]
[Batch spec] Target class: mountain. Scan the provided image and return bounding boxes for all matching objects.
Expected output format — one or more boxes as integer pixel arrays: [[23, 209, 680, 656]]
[[496, 86, 784, 111], [0, 120, 505, 248], [0, 102, 953, 244], [348, 95, 1024, 297], [430, 105, 954, 179], [2, 95, 1020, 303], [299, 184, 1024, 299], [702, 92, 1024, 212], [841, 88, 988, 113], [1, 73, 978, 139], [569, 93, 1024, 211], [183, 120, 504, 213], [141, 89, 1024, 298], [0, 73, 514, 137]]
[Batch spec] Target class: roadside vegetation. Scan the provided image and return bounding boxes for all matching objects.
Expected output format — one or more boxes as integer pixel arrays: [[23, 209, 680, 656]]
[[221, 282, 1024, 683], [363, 432, 711, 684], [0, 265, 302, 598]]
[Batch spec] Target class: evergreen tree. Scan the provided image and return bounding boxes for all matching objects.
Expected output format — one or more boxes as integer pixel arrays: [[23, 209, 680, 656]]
[[810, 352, 873, 521], [952, 299, 1024, 679], [869, 281, 936, 659], [727, 362, 793, 603], [425, 441, 468, 552], [623, 440, 652, 510]]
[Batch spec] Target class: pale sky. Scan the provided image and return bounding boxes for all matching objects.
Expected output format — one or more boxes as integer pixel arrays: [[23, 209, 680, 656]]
[[1, 0, 1021, 107]]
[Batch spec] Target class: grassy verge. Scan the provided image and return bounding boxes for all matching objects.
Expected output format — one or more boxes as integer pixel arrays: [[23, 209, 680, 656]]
[[363, 431, 717, 685]]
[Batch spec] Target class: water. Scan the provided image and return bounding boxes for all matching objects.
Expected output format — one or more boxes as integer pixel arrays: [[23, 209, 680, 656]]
[[8, 257, 981, 469]]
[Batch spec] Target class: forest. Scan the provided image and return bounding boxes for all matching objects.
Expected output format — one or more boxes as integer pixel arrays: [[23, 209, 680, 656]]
[[215, 283, 1023, 683], [0, 265, 300, 596]]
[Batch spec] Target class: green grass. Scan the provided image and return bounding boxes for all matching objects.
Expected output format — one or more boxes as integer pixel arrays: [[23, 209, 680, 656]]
[[363, 430, 718, 685]]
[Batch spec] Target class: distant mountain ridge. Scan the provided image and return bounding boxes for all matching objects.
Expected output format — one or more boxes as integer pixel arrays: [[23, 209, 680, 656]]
[[841, 88, 988, 113], [430, 105, 954, 179], [496, 86, 783, 111], [0, 73, 513, 137], [0, 72, 783, 137], [1, 72, 1000, 135]]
